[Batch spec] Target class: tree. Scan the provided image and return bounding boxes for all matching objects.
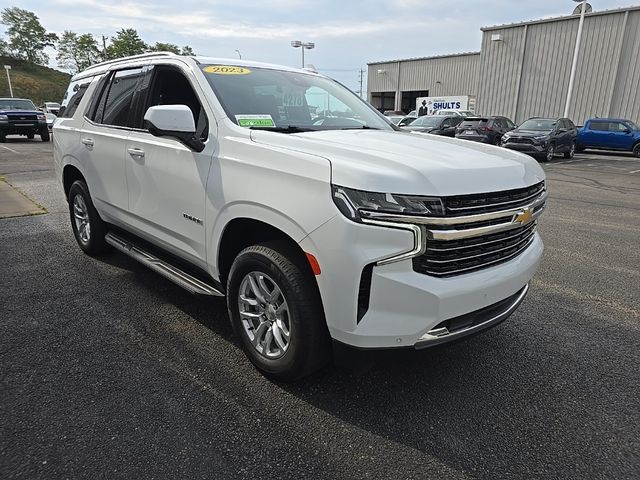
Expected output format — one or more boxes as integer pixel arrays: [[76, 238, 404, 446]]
[[0, 7, 58, 64], [149, 42, 180, 54], [181, 46, 195, 56], [0, 38, 8, 56], [105, 28, 147, 59], [57, 31, 101, 72]]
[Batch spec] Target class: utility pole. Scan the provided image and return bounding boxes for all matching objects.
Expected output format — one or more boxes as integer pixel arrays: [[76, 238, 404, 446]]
[[565, 0, 587, 117], [358, 69, 365, 99], [101, 35, 109, 59], [4, 65, 13, 98]]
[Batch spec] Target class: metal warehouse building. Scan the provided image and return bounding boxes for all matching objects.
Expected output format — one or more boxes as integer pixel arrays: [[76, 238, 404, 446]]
[[368, 5, 640, 124]]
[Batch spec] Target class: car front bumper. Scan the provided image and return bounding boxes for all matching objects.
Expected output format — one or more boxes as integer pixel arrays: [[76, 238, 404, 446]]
[[503, 142, 546, 154], [299, 213, 543, 350]]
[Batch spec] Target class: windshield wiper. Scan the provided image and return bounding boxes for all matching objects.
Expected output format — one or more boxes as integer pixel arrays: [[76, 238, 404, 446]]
[[338, 125, 381, 130], [249, 125, 314, 134]]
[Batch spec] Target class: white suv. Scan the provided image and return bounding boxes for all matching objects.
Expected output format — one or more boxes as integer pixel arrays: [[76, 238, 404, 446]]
[[54, 53, 546, 380]]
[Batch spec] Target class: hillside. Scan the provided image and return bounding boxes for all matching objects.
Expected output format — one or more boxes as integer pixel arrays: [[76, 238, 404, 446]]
[[0, 56, 71, 105]]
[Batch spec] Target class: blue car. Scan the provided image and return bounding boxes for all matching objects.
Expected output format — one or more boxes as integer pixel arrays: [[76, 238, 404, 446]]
[[577, 118, 640, 157], [0, 97, 50, 143]]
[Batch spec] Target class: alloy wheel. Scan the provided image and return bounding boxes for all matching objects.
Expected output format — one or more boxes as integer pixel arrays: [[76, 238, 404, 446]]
[[546, 144, 555, 161], [73, 194, 91, 244], [238, 271, 291, 359]]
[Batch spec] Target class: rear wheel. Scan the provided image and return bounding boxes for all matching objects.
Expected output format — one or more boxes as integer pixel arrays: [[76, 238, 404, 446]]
[[227, 243, 330, 381], [564, 141, 576, 159], [633, 143, 640, 158], [40, 128, 50, 142], [68, 180, 111, 256]]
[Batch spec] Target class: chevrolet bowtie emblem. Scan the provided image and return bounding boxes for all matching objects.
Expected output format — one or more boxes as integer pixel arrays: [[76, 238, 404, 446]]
[[515, 208, 534, 224]]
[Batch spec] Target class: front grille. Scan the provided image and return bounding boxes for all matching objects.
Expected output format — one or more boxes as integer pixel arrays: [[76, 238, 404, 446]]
[[441, 181, 544, 216], [413, 222, 537, 277], [8, 114, 37, 124], [506, 137, 534, 145]]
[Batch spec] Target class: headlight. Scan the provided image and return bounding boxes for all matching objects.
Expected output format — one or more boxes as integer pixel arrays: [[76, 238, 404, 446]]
[[533, 135, 549, 141], [0, 114, 8, 121], [332, 185, 445, 222], [37, 113, 46, 121]]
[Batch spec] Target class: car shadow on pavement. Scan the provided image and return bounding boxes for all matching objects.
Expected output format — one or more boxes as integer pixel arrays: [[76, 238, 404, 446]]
[[94, 251, 630, 478]]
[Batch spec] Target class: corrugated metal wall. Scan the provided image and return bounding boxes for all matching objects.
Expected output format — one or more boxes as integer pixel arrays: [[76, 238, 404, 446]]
[[477, 8, 640, 124], [369, 7, 640, 124], [367, 54, 480, 99]]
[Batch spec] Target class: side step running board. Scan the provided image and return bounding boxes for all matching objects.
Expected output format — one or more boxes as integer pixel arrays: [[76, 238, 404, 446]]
[[105, 232, 224, 297]]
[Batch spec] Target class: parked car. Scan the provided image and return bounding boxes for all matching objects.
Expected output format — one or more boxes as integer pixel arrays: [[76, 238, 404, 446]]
[[435, 109, 475, 117], [401, 115, 463, 136], [502, 117, 577, 162], [455, 116, 515, 145], [577, 118, 640, 157], [387, 115, 416, 127], [41, 102, 61, 115], [54, 53, 546, 381], [45, 112, 57, 131], [0, 97, 50, 142], [383, 110, 405, 116]]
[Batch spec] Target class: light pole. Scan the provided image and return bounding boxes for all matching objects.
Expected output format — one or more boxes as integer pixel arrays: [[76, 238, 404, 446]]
[[235, 49, 242, 60], [290, 40, 315, 68], [564, 0, 587, 117], [4, 65, 13, 98]]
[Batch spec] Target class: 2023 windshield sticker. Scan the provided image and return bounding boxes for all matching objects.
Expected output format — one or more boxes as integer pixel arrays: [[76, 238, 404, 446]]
[[235, 115, 276, 128], [203, 65, 251, 75]]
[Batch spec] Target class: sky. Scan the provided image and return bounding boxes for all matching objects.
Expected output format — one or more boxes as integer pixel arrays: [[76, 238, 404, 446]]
[[2, 0, 636, 91]]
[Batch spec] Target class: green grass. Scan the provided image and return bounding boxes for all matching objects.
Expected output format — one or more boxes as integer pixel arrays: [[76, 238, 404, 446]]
[[0, 55, 71, 105]]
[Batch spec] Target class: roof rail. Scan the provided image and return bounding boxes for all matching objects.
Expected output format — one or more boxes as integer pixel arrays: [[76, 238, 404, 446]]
[[88, 51, 177, 70]]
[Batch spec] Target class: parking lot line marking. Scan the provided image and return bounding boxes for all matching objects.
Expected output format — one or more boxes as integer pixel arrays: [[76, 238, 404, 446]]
[[629, 169, 640, 174], [0, 145, 20, 154]]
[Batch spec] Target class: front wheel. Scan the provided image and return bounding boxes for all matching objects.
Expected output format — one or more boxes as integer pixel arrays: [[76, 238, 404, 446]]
[[68, 180, 111, 256], [40, 128, 50, 142], [564, 141, 576, 159], [227, 243, 330, 381], [0, 131, 5, 143], [539, 143, 555, 162]]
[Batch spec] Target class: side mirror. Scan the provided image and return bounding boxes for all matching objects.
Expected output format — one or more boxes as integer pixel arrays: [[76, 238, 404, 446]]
[[144, 105, 205, 152], [623, 129, 631, 134]]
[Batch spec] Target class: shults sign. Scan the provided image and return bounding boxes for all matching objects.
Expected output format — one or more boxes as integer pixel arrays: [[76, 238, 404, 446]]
[[416, 96, 474, 115]]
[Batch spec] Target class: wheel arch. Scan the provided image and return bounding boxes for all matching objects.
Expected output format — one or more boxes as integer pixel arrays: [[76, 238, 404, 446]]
[[62, 164, 86, 201]]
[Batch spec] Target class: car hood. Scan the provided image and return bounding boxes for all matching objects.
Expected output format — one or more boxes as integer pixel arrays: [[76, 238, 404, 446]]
[[250, 129, 544, 196], [0, 109, 41, 115], [509, 130, 552, 138]]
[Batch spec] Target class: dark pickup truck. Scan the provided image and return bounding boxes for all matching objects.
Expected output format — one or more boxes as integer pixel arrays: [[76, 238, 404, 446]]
[[0, 97, 50, 142], [577, 118, 640, 157]]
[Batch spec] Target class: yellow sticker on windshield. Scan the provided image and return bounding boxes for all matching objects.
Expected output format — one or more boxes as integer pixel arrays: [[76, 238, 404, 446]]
[[203, 65, 251, 75]]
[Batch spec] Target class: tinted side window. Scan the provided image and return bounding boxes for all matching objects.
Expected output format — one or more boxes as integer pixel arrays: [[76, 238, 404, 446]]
[[60, 76, 94, 118], [141, 66, 208, 139], [101, 68, 144, 127], [610, 122, 628, 132], [590, 121, 609, 131], [565, 119, 576, 129]]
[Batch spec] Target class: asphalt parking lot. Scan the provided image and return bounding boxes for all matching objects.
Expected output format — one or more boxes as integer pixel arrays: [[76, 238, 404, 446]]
[[1, 138, 638, 479]]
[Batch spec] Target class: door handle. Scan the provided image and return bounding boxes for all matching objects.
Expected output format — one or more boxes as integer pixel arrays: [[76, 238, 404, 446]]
[[81, 138, 94, 148], [127, 147, 145, 158]]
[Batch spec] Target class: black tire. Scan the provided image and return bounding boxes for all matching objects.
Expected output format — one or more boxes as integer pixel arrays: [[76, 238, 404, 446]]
[[539, 143, 555, 162], [27, 133, 35, 140], [68, 180, 111, 256], [40, 128, 50, 142], [633, 143, 640, 158], [576, 145, 585, 153], [227, 243, 330, 381], [564, 141, 576, 159], [0, 132, 5, 143]]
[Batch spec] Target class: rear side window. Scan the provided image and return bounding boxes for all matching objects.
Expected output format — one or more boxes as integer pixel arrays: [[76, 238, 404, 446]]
[[589, 121, 609, 131], [609, 122, 628, 132], [60, 76, 94, 118], [91, 67, 144, 127]]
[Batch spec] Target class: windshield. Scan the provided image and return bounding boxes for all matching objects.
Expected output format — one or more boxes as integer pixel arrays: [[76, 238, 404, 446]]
[[0, 99, 37, 111], [202, 65, 392, 132], [519, 119, 556, 131], [412, 116, 443, 127]]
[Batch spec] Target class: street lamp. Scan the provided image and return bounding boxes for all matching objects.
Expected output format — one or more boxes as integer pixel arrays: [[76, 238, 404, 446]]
[[290, 40, 315, 68], [564, 0, 588, 117], [235, 49, 242, 60], [4, 65, 13, 98]]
